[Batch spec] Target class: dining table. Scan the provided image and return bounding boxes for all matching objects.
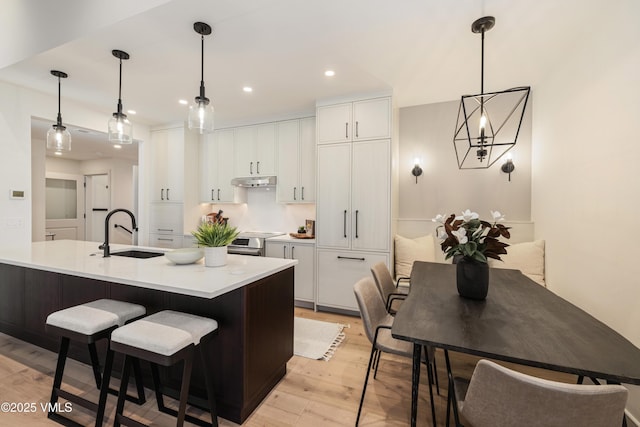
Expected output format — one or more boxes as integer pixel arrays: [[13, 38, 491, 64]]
[[391, 261, 640, 427]]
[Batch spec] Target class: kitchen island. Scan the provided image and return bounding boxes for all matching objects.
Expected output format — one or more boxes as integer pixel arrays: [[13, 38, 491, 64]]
[[0, 240, 296, 424]]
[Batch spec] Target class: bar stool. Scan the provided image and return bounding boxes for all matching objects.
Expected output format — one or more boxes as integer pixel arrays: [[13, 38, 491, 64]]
[[110, 310, 219, 427], [45, 299, 147, 427]]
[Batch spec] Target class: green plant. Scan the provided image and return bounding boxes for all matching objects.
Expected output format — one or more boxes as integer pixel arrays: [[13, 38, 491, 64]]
[[433, 210, 510, 263], [192, 222, 239, 247]]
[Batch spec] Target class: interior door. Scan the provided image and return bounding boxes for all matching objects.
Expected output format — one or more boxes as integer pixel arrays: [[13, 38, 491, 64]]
[[85, 174, 110, 242], [45, 172, 85, 240]]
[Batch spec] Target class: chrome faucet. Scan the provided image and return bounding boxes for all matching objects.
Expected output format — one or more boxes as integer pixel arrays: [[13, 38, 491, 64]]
[[99, 208, 137, 257]]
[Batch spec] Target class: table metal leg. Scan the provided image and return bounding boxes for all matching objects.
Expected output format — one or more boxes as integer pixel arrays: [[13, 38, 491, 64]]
[[411, 343, 421, 427]]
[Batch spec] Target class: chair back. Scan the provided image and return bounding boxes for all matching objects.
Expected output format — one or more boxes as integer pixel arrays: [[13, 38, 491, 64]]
[[370, 262, 396, 303], [461, 359, 628, 427], [353, 277, 391, 345]]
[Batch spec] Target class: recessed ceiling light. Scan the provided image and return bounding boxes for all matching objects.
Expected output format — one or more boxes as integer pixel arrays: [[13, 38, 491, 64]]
[[113, 144, 122, 149], [127, 110, 136, 115], [179, 99, 188, 105], [324, 70, 335, 77], [54, 151, 62, 156], [243, 86, 253, 93]]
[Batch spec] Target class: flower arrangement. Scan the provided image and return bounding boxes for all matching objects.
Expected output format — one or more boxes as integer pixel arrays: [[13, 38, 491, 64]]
[[192, 221, 239, 247], [433, 210, 511, 263]]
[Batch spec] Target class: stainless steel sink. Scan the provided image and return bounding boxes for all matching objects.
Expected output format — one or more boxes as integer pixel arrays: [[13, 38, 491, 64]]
[[110, 249, 165, 259]]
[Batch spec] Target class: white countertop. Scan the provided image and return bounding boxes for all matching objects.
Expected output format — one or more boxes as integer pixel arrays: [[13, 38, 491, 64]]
[[0, 240, 297, 299]]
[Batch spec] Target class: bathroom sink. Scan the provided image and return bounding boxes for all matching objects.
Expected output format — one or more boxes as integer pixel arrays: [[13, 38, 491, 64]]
[[111, 249, 165, 259]]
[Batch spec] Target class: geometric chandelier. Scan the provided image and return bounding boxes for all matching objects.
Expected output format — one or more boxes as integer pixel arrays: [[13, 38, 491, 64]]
[[453, 16, 530, 169]]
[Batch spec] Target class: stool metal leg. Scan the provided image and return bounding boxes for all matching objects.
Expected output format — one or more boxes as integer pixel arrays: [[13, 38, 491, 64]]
[[94, 348, 114, 427], [176, 354, 194, 427], [114, 355, 133, 427], [48, 337, 70, 417], [200, 345, 219, 427], [88, 342, 103, 389]]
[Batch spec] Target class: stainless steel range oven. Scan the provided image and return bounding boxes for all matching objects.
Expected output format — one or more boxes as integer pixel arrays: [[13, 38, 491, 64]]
[[227, 232, 285, 256]]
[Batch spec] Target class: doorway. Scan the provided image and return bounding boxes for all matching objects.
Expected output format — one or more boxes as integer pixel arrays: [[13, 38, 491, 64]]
[[45, 172, 85, 240], [84, 173, 111, 243]]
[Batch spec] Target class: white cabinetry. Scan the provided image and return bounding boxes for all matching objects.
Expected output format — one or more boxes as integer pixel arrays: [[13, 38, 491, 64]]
[[149, 127, 191, 202], [234, 123, 276, 177], [266, 238, 315, 304], [148, 203, 184, 249], [316, 140, 390, 251], [315, 95, 393, 313], [199, 129, 247, 203], [276, 117, 316, 203], [317, 97, 391, 144]]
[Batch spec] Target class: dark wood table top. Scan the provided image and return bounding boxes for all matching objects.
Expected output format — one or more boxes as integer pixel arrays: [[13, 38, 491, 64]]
[[391, 261, 640, 385]]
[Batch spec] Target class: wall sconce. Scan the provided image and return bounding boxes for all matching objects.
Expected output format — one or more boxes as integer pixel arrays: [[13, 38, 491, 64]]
[[501, 154, 515, 181], [411, 158, 423, 184]]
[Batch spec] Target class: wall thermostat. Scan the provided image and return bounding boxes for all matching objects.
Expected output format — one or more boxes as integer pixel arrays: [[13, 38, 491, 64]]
[[10, 190, 26, 199]]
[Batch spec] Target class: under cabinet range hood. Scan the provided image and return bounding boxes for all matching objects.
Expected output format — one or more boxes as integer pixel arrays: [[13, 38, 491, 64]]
[[231, 176, 277, 187]]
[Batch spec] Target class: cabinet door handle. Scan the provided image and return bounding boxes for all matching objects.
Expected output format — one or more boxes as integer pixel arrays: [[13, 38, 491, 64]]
[[161, 189, 164, 200], [283, 245, 287, 258], [217, 189, 220, 200], [157, 228, 174, 232], [355, 210, 359, 238], [343, 210, 347, 238], [211, 189, 214, 201], [166, 188, 170, 200], [291, 246, 295, 259], [250, 161, 253, 175], [257, 161, 260, 174], [301, 187, 304, 200], [345, 122, 348, 139], [337, 256, 365, 261], [158, 238, 174, 241], [355, 121, 359, 138], [293, 187, 297, 201]]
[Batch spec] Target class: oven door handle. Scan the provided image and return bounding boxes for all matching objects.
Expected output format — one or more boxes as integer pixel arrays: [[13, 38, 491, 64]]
[[227, 247, 262, 256]]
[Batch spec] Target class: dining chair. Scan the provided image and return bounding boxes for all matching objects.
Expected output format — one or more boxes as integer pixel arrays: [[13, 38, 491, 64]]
[[448, 359, 628, 427], [353, 277, 437, 426], [370, 261, 409, 314]]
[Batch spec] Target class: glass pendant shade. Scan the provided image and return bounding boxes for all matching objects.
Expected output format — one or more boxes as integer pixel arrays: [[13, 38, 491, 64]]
[[108, 113, 133, 144], [188, 22, 215, 134], [188, 98, 214, 134], [46, 125, 72, 151], [47, 70, 71, 152], [109, 50, 133, 144], [453, 16, 530, 169]]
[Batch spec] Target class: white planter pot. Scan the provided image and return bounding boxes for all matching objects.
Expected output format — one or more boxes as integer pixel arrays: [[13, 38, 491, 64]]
[[204, 246, 228, 267]]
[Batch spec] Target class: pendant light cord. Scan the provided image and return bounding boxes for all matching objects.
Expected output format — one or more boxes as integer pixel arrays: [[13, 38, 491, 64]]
[[56, 76, 63, 126], [117, 57, 123, 115], [199, 33, 206, 100]]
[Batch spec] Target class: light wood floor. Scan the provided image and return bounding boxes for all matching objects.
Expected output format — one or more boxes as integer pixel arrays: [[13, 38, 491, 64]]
[[0, 307, 579, 426]]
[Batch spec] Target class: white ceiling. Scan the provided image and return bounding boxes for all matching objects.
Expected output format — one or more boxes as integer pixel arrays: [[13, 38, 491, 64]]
[[0, 0, 609, 136]]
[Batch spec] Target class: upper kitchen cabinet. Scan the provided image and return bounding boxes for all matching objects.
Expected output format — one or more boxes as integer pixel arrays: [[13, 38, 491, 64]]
[[149, 125, 198, 202], [276, 117, 316, 203], [199, 129, 247, 204], [234, 123, 276, 177], [317, 97, 391, 144]]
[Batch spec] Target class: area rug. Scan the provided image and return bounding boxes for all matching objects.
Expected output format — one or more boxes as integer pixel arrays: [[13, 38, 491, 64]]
[[294, 317, 346, 361]]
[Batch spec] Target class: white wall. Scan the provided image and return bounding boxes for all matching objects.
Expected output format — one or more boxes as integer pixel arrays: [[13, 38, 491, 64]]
[[0, 81, 150, 249], [398, 99, 532, 230], [531, 0, 640, 420]]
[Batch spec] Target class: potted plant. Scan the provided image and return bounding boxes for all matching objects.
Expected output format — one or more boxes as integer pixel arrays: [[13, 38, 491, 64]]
[[192, 221, 239, 267], [433, 210, 510, 299]]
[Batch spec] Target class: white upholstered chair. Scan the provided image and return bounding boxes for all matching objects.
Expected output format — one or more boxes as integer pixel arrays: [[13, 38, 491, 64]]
[[370, 261, 409, 314], [450, 359, 628, 427]]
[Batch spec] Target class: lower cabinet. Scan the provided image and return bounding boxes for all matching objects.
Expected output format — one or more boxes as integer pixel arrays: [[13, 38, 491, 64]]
[[265, 240, 315, 304], [149, 202, 184, 249], [149, 233, 183, 249], [316, 249, 389, 312]]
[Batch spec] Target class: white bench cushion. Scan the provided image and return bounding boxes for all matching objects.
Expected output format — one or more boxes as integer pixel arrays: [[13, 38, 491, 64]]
[[46, 299, 146, 335], [394, 234, 436, 279], [488, 240, 546, 287], [111, 310, 218, 356]]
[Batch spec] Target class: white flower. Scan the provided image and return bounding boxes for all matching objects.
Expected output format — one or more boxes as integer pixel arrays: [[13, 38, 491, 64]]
[[452, 228, 468, 244], [432, 214, 446, 224], [456, 209, 479, 222], [491, 210, 505, 221]]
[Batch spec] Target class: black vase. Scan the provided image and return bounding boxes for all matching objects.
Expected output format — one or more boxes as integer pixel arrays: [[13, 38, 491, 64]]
[[456, 257, 489, 300]]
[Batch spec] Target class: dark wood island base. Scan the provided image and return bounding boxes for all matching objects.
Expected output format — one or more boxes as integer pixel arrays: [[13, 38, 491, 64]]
[[0, 263, 294, 424]]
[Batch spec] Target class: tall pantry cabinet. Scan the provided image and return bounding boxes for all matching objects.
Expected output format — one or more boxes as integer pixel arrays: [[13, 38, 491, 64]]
[[316, 96, 393, 312]]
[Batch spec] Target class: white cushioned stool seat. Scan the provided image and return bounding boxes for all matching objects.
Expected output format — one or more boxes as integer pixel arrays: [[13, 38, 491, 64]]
[[46, 299, 146, 335], [111, 310, 218, 356]]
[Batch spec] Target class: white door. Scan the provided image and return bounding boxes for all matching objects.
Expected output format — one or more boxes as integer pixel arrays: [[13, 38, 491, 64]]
[[317, 103, 352, 144], [85, 174, 110, 242], [255, 123, 276, 176], [291, 243, 314, 301], [216, 129, 237, 202], [45, 172, 85, 241], [276, 120, 299, 202], [352, 140, 390, 251], [234, 126, 256, 176], [298, 117, 316, 202], [352, 98, 391, 141], [316, 143, 351, 248]]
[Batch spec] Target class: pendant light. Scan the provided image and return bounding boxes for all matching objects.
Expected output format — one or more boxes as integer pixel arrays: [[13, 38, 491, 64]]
[[46, 70, 71, 152], [108, 49, 133, 144], [453, 16, 530, 169], [188, 22, 214, 134]]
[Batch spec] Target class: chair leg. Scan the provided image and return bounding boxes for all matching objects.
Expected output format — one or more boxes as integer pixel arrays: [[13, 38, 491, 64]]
[[444, 350, 462, 427], [176, 355, 194, 427], [373, 349, 382, 379], [432, 352, 440, 395], [88, 342, 102, 389], [150, 362, 167, 413], [424, 346, 437, 427], [94, 348, 114, 427], [200, 345, 219, 427], [131, 357, 147, 404], [114, 355, 133, 427], [48, 336, 70, 418], [356, 344, 378, 426]]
